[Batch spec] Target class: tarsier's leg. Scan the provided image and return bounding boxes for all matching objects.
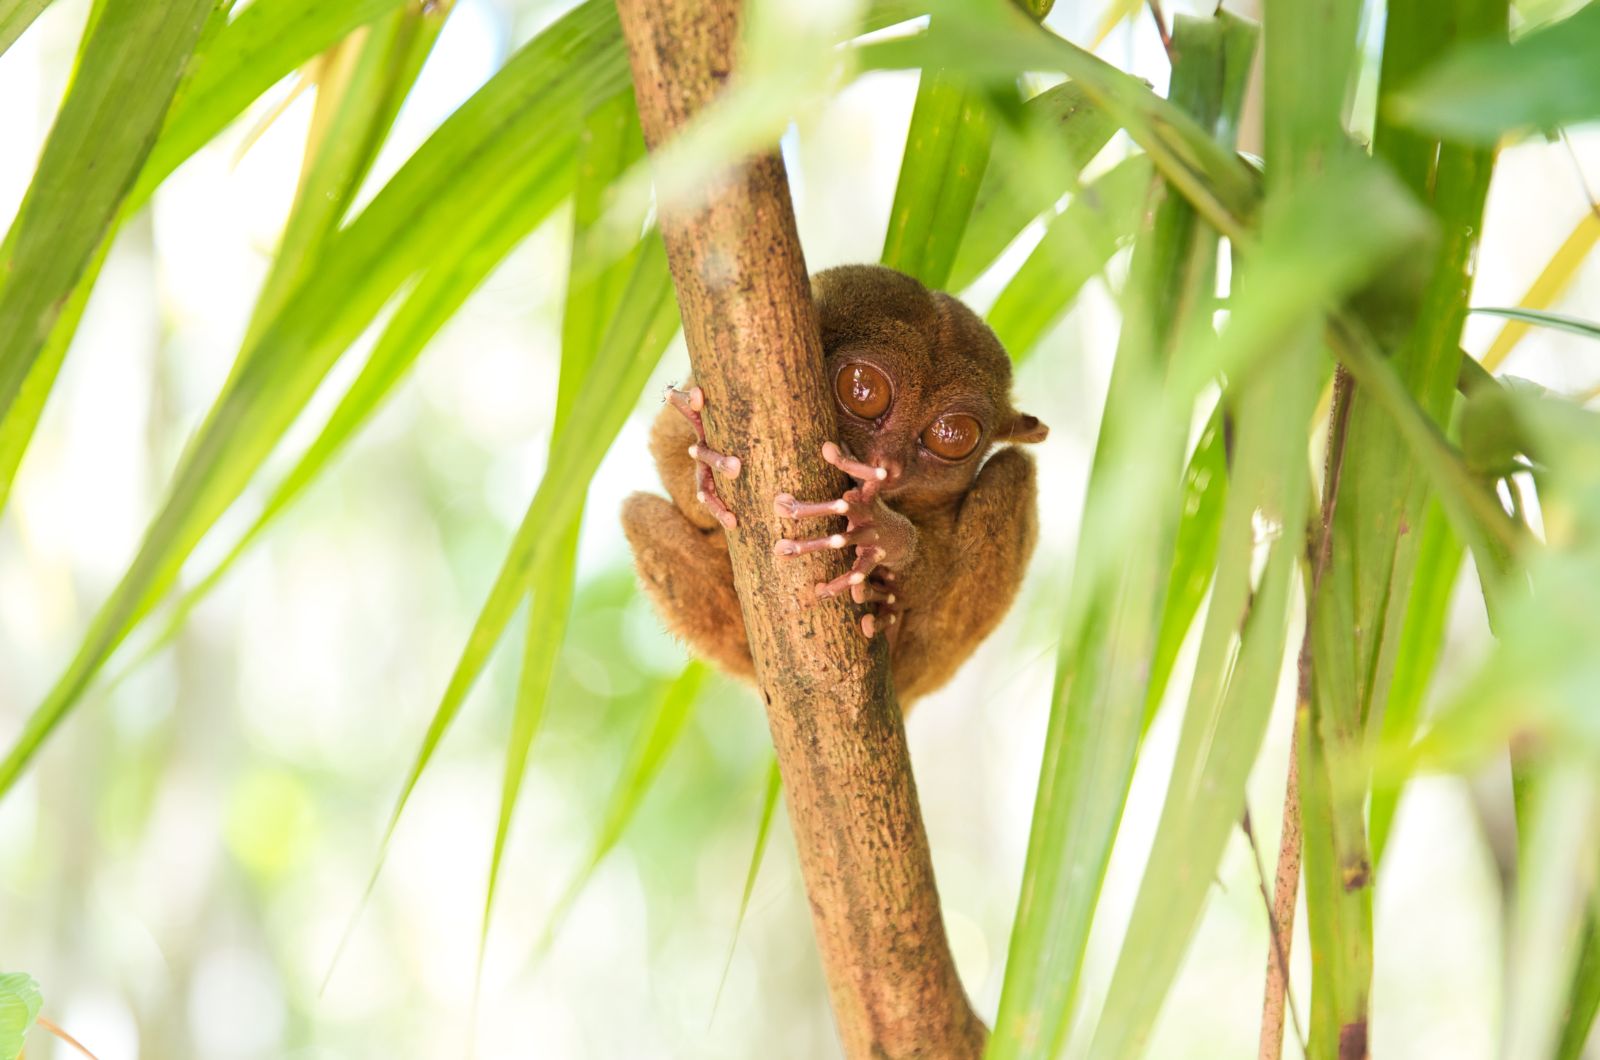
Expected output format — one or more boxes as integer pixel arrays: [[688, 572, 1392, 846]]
[[664, 385, 741, 530], [772, 443, 916, 640], [895, 447, 1038, 701], [622, 492, 754, 681]]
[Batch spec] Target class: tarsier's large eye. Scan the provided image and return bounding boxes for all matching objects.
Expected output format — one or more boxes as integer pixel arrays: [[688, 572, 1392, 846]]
[[921, 414, 982, 460], [835, 363, 892, 419]]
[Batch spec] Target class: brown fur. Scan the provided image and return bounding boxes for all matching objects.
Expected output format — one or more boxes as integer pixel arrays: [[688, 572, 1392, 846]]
[[621, 264, 1046, 705]]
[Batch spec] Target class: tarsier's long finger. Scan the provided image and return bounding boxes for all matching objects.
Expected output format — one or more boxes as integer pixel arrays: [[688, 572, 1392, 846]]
[[860, 611, 899, 640], [821, 442, 887, 485], [772, 527, 875, 557], [850, 579, 895, 606], [688, 443, 741, 478], [813, 547, 883, 599], [772, 493, 849, 520], [696, 465, 737, 531]]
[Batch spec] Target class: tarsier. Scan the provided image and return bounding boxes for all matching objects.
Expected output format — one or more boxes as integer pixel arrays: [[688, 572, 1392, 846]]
[[621, 264, 1048, 704]]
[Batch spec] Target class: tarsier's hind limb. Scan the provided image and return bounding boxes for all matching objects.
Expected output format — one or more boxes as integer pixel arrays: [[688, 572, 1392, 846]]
[[621, 492, 755, 681]]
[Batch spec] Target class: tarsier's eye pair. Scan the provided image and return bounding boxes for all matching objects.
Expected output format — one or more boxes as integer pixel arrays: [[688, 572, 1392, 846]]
[[834, 363, 982, 461]]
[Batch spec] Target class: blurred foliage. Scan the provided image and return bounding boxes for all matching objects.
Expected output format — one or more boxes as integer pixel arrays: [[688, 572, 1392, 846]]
[[3, 0, 1600, 1056]]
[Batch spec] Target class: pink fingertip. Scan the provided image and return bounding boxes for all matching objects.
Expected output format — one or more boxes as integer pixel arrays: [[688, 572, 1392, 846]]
[[862, 615, 877, 639], [722, 455, 742, 477], [689, 387, 705, 411], [822, 442, 841, 461], [720, 512, 738, 530], [774, 539, 796, 556], [849, 572, 865, 585]]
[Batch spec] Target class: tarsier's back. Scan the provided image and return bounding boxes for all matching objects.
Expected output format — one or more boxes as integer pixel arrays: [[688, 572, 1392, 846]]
[[621, 264, 1047, 704]]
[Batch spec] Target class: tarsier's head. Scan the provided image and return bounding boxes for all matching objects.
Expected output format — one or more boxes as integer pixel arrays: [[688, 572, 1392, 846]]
[[812, 264, 1048, 506]]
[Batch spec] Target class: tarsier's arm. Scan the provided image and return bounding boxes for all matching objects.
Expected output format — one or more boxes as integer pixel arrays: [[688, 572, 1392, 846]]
[[893, 447, 1039, 702]]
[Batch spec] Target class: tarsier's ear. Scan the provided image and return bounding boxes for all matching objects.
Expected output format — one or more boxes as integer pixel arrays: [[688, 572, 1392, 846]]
[[1001, 412, 1049, 444]]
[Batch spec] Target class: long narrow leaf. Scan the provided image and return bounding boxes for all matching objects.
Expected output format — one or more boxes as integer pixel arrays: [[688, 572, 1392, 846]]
[[987, 154, 1150, 362], [1472, 306, 1600, 343], [0, 0, 630, 798], [713, 756, 783, 1015], [0, 0, 51, 57], [0, 0, 211, 428], [881, 71, 994, 288], [947, 81, 1117, 292], [540, 661, 709, 950], [989, 17, 1255, 1058]]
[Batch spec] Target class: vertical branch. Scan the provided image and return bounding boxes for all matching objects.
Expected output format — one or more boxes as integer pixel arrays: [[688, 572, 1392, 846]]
[[613, 1, 985, 1056]]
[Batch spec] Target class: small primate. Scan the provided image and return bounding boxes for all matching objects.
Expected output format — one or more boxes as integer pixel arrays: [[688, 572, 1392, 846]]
[[621, 264, 1048, 704]]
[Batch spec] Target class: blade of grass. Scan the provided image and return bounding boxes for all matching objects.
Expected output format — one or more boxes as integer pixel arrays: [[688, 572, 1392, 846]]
[[479, 516, 582, 962], [1504, 767, 1599, 1060], [539, 661, 709, 951], [989, 17, 1255, 1058], [854, 0, 1259, 242], [478, 87, 649, 970], [1141, 401, 1228, 731], [1296, 1, 1506, 1051], [1481, 212, 1600, 371], [1555, 915, 1600, 1060], [712, 755, 783, 1018], [126, 101, 587, 677], [987, 154, 1150, 363], [130, 0, 415, 207], [946, 81, 1117, 291], [1472, 306, 1600, 343], [0, 0, 52, 57], [1368, 500, 1463, 865], [0, 0, 421, 513], [238, 2, 449, 352], [1386, 1, 1600, 143], [362, 234, 679, 924], [0, 0, 631, 798], [0, 0, 211, 429], [880, 70, 995, 287]]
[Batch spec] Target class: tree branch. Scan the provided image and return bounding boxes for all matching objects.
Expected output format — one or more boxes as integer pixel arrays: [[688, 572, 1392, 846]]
[[614, 1, 985, 1055]]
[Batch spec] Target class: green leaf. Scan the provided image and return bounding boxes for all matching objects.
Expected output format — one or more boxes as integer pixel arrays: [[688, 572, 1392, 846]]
[[989, 17, 1256, 1059], [880, 71, 994, 287], [0, 0, 52, 58], [482, 516, 582, 957], [238, 2, 448, 351], [1142, 402, 1228, 731], [479, 87, 649, 971], [855, 0, 1258, 241], [0, 0, 211, 431], [1504, 767, 1600, 1060], [1387, 1, 1600, 143], [713, 756, 783, 1014], [987, 153, 1150, 362], [1472, 306, 1600, 343], [1369, 500, 1464, 865], [131, 0, 415, 207], [946, 81, 1118, 292], [0, 0, 630, 799], [541, 661, 710, 950], [365, 233, 679, 924], [0, 972, 41, 1060], [1555, 915, 1600, 1060]]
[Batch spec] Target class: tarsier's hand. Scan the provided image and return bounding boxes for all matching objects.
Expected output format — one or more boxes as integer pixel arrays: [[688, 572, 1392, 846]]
[[772, 442, 915, 640], [666, 385, 741, 530]]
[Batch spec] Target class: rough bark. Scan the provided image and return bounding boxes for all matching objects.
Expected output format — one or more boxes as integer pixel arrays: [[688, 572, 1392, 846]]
[[614, 1, 985, 1056]]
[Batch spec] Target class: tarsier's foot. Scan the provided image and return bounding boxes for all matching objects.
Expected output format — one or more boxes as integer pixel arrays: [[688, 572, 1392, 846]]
[[666, 385, 741, 530], [773, 442, 911, 640]]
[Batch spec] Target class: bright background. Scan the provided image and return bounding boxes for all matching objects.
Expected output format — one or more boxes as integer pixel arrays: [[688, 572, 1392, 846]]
[[1, 0, 1597, 1056]]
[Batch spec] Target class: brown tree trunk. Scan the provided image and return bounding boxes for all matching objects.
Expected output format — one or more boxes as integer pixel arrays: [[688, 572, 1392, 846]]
[[613, 1, 985, 1056]]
